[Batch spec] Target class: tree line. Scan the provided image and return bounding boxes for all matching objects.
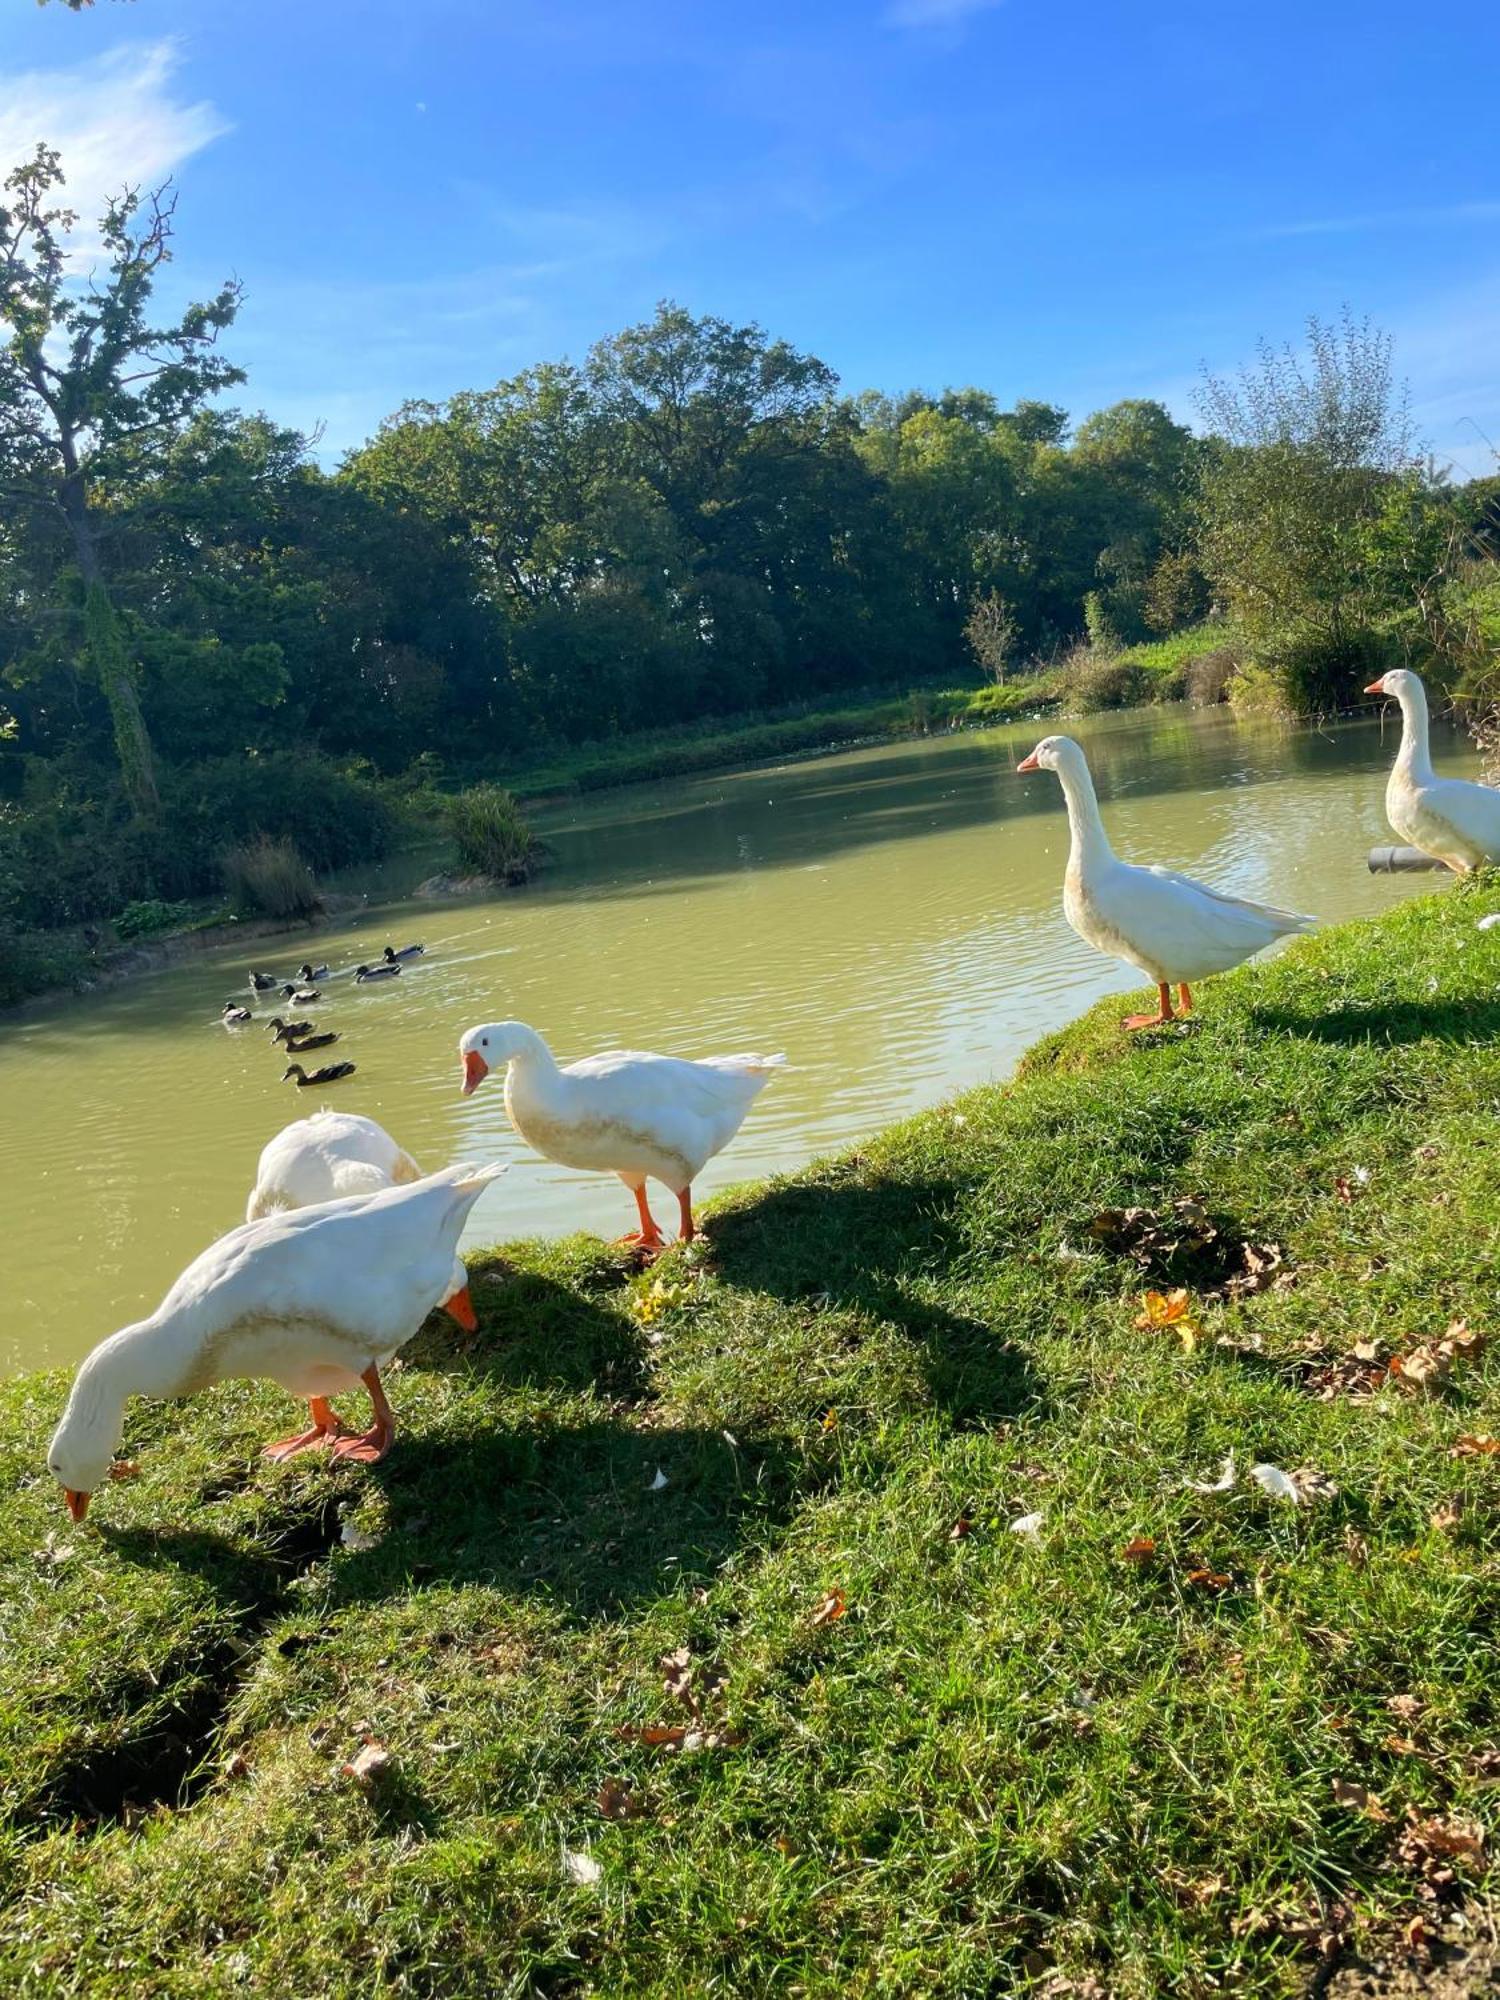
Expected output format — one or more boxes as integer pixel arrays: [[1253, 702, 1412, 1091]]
[[2, 146, 1497, 965]]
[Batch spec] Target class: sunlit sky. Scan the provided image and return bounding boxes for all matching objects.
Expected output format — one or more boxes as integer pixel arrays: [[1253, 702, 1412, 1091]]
[[2, 0, 1497, 474]]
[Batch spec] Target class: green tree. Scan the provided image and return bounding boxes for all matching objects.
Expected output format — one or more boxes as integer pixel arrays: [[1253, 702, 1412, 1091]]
[[0, 147, 240, 810]]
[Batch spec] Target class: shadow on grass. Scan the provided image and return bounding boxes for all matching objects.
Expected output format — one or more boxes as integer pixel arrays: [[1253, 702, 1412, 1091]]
[[1252, 1000, 1500, 1045], [405, 1268, 649, 1402], [708, 1171, 1043, 1431]]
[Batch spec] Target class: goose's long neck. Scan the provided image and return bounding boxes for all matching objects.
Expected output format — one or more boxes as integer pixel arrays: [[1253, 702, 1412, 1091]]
[[62, 1321, 169, 1444], [1055, 754, 1115, 875], [1393, 681, 1435, 785], [504, 1025, 564, 1104]]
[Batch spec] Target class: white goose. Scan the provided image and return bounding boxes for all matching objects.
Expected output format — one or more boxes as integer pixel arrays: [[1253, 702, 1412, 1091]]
[[1366, 668, 1500, 871], [46, 1162, 506, 1519], [246, 1111, 475, 1329], [1017, 734, 1315, 1029], [458, 1021, 784, 1248]]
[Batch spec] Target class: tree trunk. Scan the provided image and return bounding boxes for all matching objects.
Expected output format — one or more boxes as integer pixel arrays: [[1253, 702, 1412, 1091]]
[[61, 481, 159, 815]]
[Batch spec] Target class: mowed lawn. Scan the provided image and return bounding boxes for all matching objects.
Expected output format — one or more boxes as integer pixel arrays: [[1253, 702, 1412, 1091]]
[[2, 883, 1499, 1997]]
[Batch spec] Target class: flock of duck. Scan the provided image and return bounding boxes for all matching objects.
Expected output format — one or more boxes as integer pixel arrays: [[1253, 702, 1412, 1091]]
[[44, 667, 1499, 1520], [219, 941, 426, 1087]]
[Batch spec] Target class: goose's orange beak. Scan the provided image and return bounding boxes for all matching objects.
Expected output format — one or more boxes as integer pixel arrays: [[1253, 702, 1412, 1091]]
[[443, 1285, 478, 1332], [1364, 680, 1388, 695], [461, 1050, 488, 1096], [1016, 752, 1040, 773], [64, 1489, 90, 1522]]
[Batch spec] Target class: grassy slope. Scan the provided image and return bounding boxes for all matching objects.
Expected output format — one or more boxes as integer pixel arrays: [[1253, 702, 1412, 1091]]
[[3, 886, 1499, 1996]]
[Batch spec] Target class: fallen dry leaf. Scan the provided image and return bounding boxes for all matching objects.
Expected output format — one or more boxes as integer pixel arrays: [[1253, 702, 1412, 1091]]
[[948, 1508, 975, 1540], [1334, 1175, 1357, 1203], [1120, 1536, 1157, 1565], [820, 1408, 839, 1434], [1452, 1433, 1500, 1456], [1397, 1810, 1486, 1888], [596, 1777, 647, 1821], [107, 1460, 141, 1482], [615, 1723, 745, 1752], [1331, 1776, 1390, 1822], [1392, 1322, 1486, 1396], [660, 1647, 695, 1704], [1343, 1525, 1370, 1567], [1133, 1288, 1202, 1352], [221, 1749, 251, 1781], [1184, 1567, 1233, 1593], [1430, 1495, 1464, 1533], [1386, 1693, 1425, 1723], [1465, 1748, 1500, 1782], [342, 1739, 392, 1787], [810, 1588, 847, 1626]]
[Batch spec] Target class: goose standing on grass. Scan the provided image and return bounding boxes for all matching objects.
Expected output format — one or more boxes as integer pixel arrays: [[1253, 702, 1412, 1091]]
[[1366, 668, 1500, 871], [45, 1163, 507, 1518], [1017, 735, 1315, 1030], [458, 1021, 785, 1248], [245, 1110, 475, 1329]]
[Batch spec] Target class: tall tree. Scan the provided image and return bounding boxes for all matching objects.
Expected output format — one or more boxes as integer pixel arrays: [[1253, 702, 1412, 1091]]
[[0, 146, 241, 810]]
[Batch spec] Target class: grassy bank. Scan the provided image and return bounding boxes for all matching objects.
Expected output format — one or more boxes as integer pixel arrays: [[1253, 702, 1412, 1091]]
[[3, 886, 1499, 1994]]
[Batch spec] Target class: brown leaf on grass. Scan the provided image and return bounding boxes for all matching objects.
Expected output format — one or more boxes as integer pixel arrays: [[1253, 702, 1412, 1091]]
[[1397, 1811, 1486, 1888], [1452, 1432, 1500, 1456], [660, 1648, 695, 1706], [1332, 1777, 1391, 1821], [1133, 1288, 1201, 1352], [1465, 1748, 1500, 1782], [1120, 1536, 1157, 1565], [810, 1588, 846, 1626], [108, 1460, 141, 1482], [1386, 1693, 1424, 1722], [596, 1777, 647, 1821], [1383, 1735, 1425, 1757], [1430, 1495, 1464, 1532], [1184, 1567, 1233, 1593], [614, 1723, 744, 1752], [1089, 1198, 1218, 1266], [342, 1739, 392, 1787], [948, 1508, 975, 1540], [1391, 1321, 1486, 1395], [1223, 1241, 1297, 1301], [1343, 1525, 1370, 1567], [221, 1749, 251, 1781]]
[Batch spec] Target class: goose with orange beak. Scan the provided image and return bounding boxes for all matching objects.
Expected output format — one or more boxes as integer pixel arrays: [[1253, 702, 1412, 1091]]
[[1016, 734, 1315, 1030], [46, 1163, 506, 1519], [1365, 668, 1500, 872], [459, 1020, 784, 1249]]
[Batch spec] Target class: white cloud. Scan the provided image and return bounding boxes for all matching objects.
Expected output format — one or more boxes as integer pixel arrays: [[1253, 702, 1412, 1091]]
[[0, 40, 228, 248], [884, 0, 1003, 27]]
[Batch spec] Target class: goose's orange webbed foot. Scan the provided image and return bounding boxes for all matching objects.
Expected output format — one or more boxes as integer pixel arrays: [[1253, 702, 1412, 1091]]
[[264, 1396, 345, 1461], [1123, 984, 1175, 1032]]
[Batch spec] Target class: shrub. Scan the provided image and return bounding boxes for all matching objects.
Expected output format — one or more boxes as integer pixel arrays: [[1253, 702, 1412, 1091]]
[[1229, 623, 1400, 717], [1185, 647, 1239, 706], [114, 898, 195, 941], [160, 751, 395, 893], [220, 837, 322, 918], [1054, 645, 1147, 713], [446, 785, 541, 883]]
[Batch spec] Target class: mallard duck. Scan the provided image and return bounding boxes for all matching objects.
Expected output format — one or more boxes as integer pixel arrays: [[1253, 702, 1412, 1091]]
[[285, 1030, 339, 1054], [245, 1111, 474, 1328], [266, 1016, 315, 1043], [283, 1059, 356, 1086], [1366, 669, 1500, 871], [221, 1002, 253, 1026], [458, 1020, 785, 1247], [280, 984, 320, 1004], [249, 971, 278, 992], [45, 1162, 507, 1515], [1017, 734, 1315, 1029], [354, 962, 401, 982], [297, 962, 330, 983], [383, 943, 425, 963]]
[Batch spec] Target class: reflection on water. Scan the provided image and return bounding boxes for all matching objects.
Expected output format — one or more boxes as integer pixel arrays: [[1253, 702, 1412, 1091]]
[[0, 701, 1470, 1372]]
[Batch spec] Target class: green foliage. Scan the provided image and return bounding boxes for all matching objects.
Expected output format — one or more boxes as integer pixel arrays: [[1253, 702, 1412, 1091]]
[[113, 898, 193, 941], [3, 892, 1500, 1989], [1055, 642, 1147, 711], [445, 785, 540, 883], [220, 836, 321, 918]]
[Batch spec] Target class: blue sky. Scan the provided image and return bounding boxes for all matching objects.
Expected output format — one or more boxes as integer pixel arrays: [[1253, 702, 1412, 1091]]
[[3, 0, 1497, 475]]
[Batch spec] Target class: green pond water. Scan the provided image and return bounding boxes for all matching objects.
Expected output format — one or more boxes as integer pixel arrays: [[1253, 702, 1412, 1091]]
[[0, 700, 1473, 1375]]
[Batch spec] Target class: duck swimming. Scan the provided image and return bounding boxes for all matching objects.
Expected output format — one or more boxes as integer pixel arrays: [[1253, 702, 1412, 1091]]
[[297, 962, 330, 983], [283, 1060, 356, 1086], [284, 1030, 340, 1054], [267, 1016, 315, 1043], [249, 971, 278, 992], [383, 943, 425, 963], [355, 962, 401, 982], [221, 1002, 253, 1026], [280, 984, 320, 1004], [1017, 734, 1315, 1030]]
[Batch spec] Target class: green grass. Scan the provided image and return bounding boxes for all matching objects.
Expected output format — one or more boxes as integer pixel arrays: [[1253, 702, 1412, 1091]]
[[4, 886, 1499, 1994]]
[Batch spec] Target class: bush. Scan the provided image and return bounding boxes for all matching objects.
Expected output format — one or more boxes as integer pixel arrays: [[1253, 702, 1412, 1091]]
[[1054, 645, 1147, 713], [1184, 647, 1239, 706], [163, 751, 395, 887], [446, 785, 540, 883], [220, 837, 322, 918], [114, 898, 195, 941], [1229, 623, 1400, 716]]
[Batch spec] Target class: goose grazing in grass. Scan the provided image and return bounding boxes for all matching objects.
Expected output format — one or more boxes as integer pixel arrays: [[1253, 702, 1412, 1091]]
[[383, 943, 425, 963], [355, 961, 401, 983], [458, 1020, 785, 1248], [297, 962, 330, 983], [283, 1059, 356, 1087], [280, 983, 320, 1004], [248, 971, 278, 992], [1366, 668, 1500, 872], [221, 1002, 253, 1026], [46, 1162, 507, 1517], [1017, 734, 1315, 1030], [245, 1110, 474, 1329], [284, 1030, 339, 1054], [266, 1015, 315, 1043]]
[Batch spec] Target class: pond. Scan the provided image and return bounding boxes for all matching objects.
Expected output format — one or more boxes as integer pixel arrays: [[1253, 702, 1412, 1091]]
[[0, 700, 1471, 1375]]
